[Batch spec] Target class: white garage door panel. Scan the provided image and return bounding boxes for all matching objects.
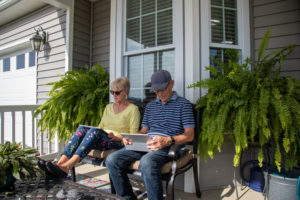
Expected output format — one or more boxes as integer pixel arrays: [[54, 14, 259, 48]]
[[0, 67, 36, 105]]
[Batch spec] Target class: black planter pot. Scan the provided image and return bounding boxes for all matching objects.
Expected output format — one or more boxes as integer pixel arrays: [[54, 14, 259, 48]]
[[0, 172, 16, 192]]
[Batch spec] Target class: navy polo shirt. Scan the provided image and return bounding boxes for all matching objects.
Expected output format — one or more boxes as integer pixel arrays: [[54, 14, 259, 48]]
[[141, 92, 195, 138]]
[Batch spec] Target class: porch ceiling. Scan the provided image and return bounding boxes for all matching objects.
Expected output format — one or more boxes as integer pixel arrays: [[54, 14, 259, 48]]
[[0, 0, 47, 26]]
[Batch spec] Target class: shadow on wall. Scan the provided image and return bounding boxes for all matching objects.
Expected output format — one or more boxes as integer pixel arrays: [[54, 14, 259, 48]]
[[42, 43, 51, 61]]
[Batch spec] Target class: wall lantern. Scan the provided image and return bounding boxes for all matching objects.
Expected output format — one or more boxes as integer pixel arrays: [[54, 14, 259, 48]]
[[30, 26, 48, 52]]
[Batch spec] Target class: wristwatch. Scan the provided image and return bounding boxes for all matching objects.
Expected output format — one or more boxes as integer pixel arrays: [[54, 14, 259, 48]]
[[170, 136, 175, 145]]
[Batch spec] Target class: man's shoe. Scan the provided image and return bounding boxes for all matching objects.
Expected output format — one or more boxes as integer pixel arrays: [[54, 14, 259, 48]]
[[46, 162, 68, 178]]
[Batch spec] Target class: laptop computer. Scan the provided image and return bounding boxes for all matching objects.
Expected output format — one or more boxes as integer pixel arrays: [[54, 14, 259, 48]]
[[121, 133, 151, 152]]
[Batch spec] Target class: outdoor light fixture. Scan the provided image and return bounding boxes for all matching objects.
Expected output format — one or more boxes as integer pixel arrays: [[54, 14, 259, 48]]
[[30, 26, 48, 52]]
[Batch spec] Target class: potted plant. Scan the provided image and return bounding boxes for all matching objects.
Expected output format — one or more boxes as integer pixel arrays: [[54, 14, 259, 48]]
[[0, 142, 40, 191], [34, 64, 109, 142], [189, 30, 299, 179]]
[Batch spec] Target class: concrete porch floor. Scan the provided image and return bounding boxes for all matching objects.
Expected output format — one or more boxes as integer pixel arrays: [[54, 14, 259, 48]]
[[74, 163, 265, 200]]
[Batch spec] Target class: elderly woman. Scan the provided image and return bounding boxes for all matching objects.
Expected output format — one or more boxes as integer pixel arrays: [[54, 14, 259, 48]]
[[39, 77, 140, 178]]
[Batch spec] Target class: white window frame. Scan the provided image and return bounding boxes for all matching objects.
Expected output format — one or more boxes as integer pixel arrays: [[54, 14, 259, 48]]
[[200, 0, 250, 83], [110, 0, 184, 101]]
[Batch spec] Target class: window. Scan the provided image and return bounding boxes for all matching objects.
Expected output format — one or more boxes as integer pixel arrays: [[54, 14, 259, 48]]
[[29, 51, 35, 67], [16, 54, 25, 69], [128, 50, 174, 101], [125, 0, 174, 102], [210, 0, 239, 69], [126, 0, 173, 51], [211, 0, 237, 45], [1, 51, 36, 73], [3, 58, 10, 72], [200, 0, 250, 80]]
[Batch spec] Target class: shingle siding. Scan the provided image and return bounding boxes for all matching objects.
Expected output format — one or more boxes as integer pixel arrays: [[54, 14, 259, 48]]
[[36, 6, 67, 105], [73, 0, 91, 70], [93, 0, 111, 72], [252, 0, 300, 79], [72, 0, 110, 71]]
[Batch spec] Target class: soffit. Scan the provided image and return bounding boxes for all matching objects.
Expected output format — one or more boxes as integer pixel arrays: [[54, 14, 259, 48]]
[[0, 0, 47, 26]]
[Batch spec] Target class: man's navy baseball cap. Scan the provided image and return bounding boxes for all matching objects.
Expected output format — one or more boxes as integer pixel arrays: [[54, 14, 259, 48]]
[[151, 70, 172, 91]]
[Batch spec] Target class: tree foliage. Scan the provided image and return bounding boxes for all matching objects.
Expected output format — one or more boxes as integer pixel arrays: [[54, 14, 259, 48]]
[[190, 30, 300, 171], [34, 64, 109, 142]]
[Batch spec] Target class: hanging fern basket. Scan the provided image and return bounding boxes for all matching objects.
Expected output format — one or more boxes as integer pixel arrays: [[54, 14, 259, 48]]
[[34, 64, 109, 142], [190, 30, 300, 172]]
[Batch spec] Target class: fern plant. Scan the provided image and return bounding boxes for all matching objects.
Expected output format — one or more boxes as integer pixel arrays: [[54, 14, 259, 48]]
[[190, 30, 300, 171], [34, 64, 109, 142]]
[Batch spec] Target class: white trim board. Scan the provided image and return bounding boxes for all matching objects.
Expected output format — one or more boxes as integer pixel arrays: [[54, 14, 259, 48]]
[[0, 38, 31, 58]]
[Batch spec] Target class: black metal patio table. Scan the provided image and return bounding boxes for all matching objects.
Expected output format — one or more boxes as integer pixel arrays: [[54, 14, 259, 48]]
[[0, 175, 124, 200]]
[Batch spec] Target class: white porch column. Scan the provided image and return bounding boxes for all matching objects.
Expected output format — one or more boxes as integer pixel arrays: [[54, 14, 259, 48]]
[[184, 0, 200, 193]]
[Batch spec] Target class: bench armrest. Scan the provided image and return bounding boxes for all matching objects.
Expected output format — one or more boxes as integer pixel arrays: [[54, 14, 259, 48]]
[[168, 144, 182, 160]]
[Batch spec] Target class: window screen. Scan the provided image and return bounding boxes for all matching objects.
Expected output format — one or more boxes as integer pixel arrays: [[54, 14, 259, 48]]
[[126, 0, 173, 51], [128, 50, 174, 102], [209, 0, 239, 78], [211, 0, 237, 45], [210, 48, 240, 77]]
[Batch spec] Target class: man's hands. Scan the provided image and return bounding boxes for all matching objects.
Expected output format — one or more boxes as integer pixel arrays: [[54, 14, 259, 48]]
[[120, 127, 194, 151], [147, 136, 172, 151], [146, 127, 194, 151], [121, 135, 171, 150]]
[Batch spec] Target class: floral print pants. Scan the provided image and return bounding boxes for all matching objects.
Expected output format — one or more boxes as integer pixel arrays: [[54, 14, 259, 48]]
[[62, 125, 123, 159]]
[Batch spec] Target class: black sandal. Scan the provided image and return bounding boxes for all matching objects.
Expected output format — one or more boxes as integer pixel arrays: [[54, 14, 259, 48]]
[[46, 162, 68, 178], [37, 159, 49, 173]]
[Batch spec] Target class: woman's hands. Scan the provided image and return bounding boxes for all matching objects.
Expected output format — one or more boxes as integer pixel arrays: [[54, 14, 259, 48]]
[[107, 132, 122, 142], [122, 137, 132, 146]]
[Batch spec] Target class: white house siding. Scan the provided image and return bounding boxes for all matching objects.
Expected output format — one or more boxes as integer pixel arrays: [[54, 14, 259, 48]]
[[36, 6, 67, 105], [36, 6, 67, 155], [0, 5, 67, 154], [93, 0, 111, 71], [73, 0, 91, 70], [252, 0, 300, 79]]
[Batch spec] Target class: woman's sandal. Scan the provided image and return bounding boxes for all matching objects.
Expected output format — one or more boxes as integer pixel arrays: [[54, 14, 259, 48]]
[[46, 162, 68, 178]]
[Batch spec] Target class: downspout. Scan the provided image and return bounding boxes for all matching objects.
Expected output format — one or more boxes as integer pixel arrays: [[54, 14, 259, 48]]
[[249, 0, 255, 70], [89, 1, 94, 68]]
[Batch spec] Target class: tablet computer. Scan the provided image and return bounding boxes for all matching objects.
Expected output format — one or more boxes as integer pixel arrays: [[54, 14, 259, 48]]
[[79, 125, 109, 139], [79, 124, 103, 130], [121, 133, 151, 152]]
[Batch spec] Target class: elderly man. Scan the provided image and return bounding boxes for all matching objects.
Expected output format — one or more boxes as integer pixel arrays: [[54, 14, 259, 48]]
[[105, 70, 195, 200]]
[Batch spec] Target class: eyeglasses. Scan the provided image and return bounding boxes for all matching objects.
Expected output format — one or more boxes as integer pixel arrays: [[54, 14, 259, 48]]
[[110, 90, 122, 96]]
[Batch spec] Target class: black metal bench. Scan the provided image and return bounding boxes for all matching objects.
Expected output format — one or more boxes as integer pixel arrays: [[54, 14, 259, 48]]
[[70, 102, 201, 200]]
